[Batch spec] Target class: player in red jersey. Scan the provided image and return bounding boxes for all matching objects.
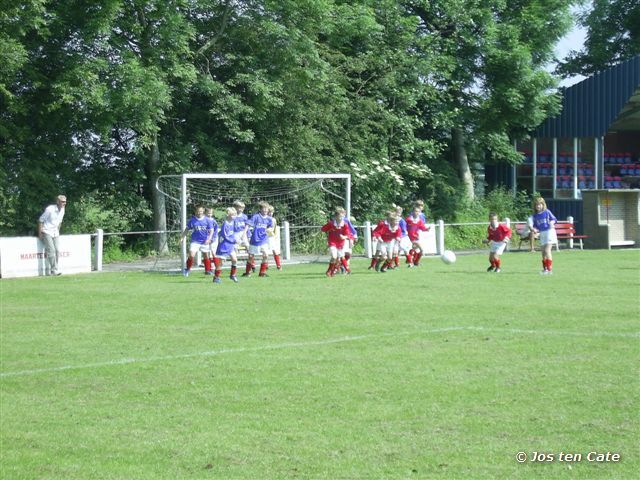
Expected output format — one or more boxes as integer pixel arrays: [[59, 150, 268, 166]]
[[369, 212, 402, 273], [482, 212, 512, 273], [321, 207, 353, 276], [405, 206, 429, 267]]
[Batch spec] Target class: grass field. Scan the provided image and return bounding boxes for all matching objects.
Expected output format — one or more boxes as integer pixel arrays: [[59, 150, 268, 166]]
[[1, 249, 639, 479]]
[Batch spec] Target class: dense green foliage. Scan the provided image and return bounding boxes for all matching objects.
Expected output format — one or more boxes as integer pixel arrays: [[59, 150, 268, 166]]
[[2, 251, 639, 478], [1, 1, 575, 236], [558, 0, 640, 77]]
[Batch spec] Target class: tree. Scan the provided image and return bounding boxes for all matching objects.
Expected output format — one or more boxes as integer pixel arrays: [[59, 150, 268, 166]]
[[405, 0, 572, 204], [558, 0, 640, 77]]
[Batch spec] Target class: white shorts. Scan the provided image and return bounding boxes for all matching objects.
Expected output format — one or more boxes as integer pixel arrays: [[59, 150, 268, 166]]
[[539, 228, 558, 246], [248, 244, 270, 256], [209, 240, 219, 256], [268, 236, 280, 254], [328, 245, 345, 258], [489, 240, 508, 255], [376, 240, 396, 256], [189, 242, 211, 255], [342, 238, 354, 254], [396, 236, 412, 254]]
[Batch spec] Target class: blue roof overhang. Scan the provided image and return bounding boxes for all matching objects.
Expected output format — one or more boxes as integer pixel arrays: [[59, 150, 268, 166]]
[[534, 55, 640, 138]]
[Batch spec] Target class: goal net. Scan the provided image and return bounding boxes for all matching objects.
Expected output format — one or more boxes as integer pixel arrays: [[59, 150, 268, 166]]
[[155, 173, 351, 269]]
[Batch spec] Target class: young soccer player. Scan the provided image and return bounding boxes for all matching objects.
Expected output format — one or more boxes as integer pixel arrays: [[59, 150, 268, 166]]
[[205, 207, 219, 275], [180, 205, 215, 277], [530, 197, 558, 274], [341, 216, 358, 273], [393, 206, 412, 268], [414, 199, 427, 223], [213, 207, 241, 283], [369, 212, 402, 273], [267, 204, 282, 270], [321, 207, 353, 276], [482, 212, 512, 273], [242, 201, 274, 278], [405, 206, 428, 267]]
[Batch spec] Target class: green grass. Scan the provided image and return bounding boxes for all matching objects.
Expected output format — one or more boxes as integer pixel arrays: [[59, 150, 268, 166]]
[[1, 250, 639, 479]]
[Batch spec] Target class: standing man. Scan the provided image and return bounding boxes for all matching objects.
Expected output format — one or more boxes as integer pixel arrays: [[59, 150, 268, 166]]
[[38, 195, 67, 276]]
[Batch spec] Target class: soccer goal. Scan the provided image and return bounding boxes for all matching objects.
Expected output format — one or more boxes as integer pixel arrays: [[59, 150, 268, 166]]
[[156, 173, 351, 269]]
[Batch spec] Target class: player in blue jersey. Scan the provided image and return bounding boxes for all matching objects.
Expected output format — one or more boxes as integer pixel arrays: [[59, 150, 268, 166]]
[[205, 207, 219, 275], [213, 207, 240, 283], [242, 201, 274, 277], [530, 197, 558, 274], [180, 205, 215, 276], [233, 200, 251, 269], [392, 206, 412, 268]]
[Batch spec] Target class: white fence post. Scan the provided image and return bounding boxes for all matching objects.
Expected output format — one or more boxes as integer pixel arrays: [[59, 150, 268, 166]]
[[437, 219, 445, 255], [567, 216, 574, 249], [283, 221, 291, 260], [504, 218, 510, 251], [95, 229, 104, 272], [364, 221, 373, 258]]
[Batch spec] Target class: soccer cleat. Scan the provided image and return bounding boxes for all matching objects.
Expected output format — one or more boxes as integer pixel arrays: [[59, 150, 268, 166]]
[[230, 275, 239, 283], [277, 266, 282, 271], [259, 273, 269, 278], [487, 266, 494, 272], [241, 272, 251, 277], [380, 268, 387, 273], [205, 271, 213, 276], [547, 270, 553, 275], [213, 277, 221, 284], [182, 269, 190, 277], [407, 264, 414, 268], [494, 268, 501, 273], [540, 269, 549, 275]]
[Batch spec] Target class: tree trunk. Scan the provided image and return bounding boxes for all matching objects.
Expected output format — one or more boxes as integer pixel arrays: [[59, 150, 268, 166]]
[[452, 128, 474, 201], [146, 135, 168, 254]]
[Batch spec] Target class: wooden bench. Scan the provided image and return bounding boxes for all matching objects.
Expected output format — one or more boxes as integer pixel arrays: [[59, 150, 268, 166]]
[[512, 222, 588, 251], [513, 222, 538, 251], [554, 222, 588, 250]]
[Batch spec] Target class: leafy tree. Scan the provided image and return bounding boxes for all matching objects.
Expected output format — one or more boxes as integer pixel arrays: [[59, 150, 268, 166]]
[[405, 0, 572, 205], [558, 0, 640, 77]]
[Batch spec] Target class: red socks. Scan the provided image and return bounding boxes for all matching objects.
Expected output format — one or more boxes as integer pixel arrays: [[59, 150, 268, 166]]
[[543, 259, 553, 271], [230, 264, 237, 277], [341, 257, 350, 273], [213, 257, 222, 277], [259, 262, 268, 276], [186, 257, 193, 270], [274, 254, 282, 269]]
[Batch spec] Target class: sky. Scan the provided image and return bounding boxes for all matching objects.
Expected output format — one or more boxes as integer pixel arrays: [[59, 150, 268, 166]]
[[553, 6, 589, 87]]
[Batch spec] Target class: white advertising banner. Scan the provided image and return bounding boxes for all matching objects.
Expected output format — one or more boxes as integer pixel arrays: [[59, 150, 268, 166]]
[[420, 224, 438, 254], [0, 235, 92, 279]]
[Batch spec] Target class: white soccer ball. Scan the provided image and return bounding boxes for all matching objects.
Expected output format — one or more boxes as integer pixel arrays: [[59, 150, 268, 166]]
[[441, 250, 456, 265]]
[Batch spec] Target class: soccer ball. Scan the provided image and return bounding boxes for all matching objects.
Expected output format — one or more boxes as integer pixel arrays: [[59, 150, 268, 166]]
[[441, 250, 456, 265]]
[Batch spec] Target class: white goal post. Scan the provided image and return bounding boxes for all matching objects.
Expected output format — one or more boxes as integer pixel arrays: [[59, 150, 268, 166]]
[[156, 173, 351, 268]]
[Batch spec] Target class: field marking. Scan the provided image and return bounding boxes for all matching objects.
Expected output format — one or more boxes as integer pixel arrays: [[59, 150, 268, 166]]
[[465, 326, 640, 339], [0, 327, 465, 378], [1, 326, 637, 378]]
